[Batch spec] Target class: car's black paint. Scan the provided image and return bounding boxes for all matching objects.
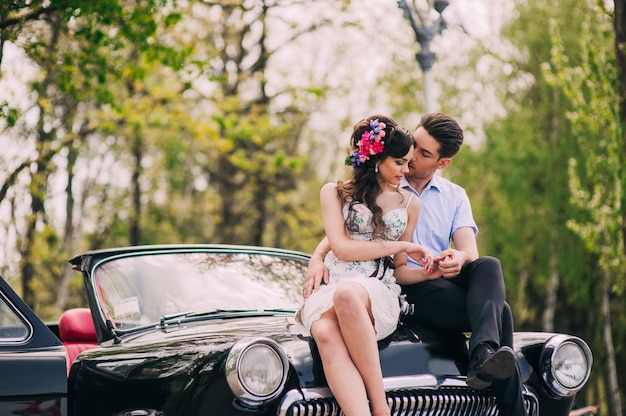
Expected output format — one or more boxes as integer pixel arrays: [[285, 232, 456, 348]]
[[0, 244, 592, 416], [0, 275, 68, 416]]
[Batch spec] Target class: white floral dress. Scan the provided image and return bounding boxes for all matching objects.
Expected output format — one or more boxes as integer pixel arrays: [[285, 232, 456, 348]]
[[294, 195, 413, 340]]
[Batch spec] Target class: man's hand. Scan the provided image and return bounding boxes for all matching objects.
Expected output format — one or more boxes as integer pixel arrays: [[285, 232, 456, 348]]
[[303, 255, 329, 299], [433, 249, 468, 278]]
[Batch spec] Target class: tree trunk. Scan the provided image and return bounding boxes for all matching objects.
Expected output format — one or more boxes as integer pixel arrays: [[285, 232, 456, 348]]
[[214, 155, 237, 244], [130, 132, 143, 246], [251, 183, 268, 246], [615, 0, 626, 262], [602, 266, 622, 416], [55, 144, 79, 310], [542, 253, 559, 332], [543, 90, 561, 333], [611, 3, 626, 413], [20, 213, 39, 308], [20, 11, 63, 308], [21, 141, 52, 307]]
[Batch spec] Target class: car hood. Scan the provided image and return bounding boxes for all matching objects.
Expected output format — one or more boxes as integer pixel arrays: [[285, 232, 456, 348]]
[[73, 314, 470, 387]]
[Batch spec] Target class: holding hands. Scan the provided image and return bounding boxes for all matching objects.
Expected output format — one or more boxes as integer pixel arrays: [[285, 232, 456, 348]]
[[304, 245, 475, 296], [405, 243, 434, 272], [432, 248, 469, 278], [303, 241, 437, 300]]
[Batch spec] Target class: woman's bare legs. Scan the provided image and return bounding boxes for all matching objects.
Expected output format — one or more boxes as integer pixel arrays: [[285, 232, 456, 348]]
[[334, 283, 390, 415], [311, 309, 371, 415], [310, 282, 390, 416]]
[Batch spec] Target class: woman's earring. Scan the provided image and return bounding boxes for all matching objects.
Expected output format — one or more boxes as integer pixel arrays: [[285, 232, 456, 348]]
[[375, 165, 379, 173]]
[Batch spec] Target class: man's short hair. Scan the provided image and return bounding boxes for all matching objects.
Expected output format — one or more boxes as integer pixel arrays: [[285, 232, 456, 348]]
[[417, 113, 464, 159]]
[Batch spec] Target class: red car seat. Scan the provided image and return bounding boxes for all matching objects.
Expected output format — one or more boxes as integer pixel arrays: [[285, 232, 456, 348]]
[[58, 308, 98, 374]]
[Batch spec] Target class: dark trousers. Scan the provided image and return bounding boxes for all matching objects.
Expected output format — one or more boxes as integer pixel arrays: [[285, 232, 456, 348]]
[[400, 256, 526, 416]]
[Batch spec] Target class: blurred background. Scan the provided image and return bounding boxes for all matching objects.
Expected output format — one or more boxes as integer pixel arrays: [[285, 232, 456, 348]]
[[0, 0, 624, 414]]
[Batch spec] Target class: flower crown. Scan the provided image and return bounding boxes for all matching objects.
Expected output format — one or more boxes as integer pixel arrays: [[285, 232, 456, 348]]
[[345, 119, 387, 167]]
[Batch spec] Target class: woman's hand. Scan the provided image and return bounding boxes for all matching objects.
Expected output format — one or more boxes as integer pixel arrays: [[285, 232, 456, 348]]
[[406, 244, 434, 272], [303, 254, 329, 299]]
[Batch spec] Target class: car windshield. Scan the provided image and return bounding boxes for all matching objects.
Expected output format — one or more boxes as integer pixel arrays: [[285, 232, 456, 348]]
[[91, 251, 306, 331]]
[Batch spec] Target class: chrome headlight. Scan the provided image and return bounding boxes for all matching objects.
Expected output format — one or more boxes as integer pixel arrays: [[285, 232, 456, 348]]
[[225, 337, 289, 407], [540, 334, 592, 397]]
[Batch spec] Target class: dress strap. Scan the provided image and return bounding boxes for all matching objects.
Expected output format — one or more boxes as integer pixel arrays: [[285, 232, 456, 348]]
[[405, 192, 415, 208]]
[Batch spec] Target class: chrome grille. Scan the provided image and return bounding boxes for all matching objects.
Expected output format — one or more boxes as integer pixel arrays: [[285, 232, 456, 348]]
[[281, 387, 539, 416]]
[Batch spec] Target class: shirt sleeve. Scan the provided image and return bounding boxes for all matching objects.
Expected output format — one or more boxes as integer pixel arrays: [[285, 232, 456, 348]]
[[452, 188, 478, 236]]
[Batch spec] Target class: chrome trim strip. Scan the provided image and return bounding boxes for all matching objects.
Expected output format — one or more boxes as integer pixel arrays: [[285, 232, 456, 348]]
[[0, 292, 34, 345], [382, 374, 439, 389], [279, 378, 540, 416], [279, 376, 472, 416], [540, 334, 593, 397], [225, 337, 289, 407]]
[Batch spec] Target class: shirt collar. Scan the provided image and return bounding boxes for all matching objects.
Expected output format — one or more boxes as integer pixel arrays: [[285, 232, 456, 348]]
[[400, 174, 442, 196]]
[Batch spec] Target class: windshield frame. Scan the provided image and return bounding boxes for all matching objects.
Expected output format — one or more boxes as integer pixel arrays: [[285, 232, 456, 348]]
[[86, 247, 309, 336]]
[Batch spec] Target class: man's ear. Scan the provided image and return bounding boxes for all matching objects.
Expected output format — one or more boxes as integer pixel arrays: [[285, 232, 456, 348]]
[[437, 158, 452, 169]]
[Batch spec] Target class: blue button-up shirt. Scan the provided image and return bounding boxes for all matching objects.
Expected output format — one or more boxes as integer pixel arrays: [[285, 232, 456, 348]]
[[400, 175, 478, 268]]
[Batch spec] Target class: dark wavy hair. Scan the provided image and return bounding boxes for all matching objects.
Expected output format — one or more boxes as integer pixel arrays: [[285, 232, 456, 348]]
[[336, 115, 414, 238]]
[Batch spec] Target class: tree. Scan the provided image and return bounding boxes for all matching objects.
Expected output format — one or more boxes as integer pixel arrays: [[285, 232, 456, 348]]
[[0, 0, 187, 314], [614, 0, 626, 280], [448, 0, 598, 332], [1, 0, 359, 316], [545, 1, 625, 413], [402, 0, 623, 411]]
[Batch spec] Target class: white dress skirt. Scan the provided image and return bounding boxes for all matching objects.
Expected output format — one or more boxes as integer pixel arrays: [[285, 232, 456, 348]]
[[294, 198, 412, 341]]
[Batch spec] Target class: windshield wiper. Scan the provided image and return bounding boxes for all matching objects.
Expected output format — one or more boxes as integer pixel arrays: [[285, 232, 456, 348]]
[[185, 309, 256, 317], [262, 308, 296, 314], [158, 308, 296, 329], [186, 308, 296, 316], [158, 309, 255, 328], [159, 311, 195, 329]]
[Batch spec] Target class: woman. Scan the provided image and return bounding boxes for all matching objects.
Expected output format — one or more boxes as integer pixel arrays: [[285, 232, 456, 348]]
[[294, 115, 433, 416]]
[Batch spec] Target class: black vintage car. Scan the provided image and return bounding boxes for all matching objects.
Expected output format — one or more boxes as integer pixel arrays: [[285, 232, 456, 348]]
[[0, 244, 592, 416]]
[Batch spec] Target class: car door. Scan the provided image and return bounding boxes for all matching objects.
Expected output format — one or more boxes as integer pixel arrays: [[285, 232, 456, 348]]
[[0, 276, 67, 416]]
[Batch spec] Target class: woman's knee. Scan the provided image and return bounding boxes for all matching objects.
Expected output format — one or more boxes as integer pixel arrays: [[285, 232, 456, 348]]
[[311, 316, 342, 347], [333, 283, 368, 314]]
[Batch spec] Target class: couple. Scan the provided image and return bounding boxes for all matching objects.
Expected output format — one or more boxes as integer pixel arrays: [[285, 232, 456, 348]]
[[293, 113, 525, 416]]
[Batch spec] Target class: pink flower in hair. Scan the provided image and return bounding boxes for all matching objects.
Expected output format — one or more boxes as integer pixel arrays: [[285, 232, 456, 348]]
[[346, 119, 387, 167]]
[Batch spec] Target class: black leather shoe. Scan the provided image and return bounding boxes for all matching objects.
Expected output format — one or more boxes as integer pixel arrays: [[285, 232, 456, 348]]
[[466, 343, 516, 390]]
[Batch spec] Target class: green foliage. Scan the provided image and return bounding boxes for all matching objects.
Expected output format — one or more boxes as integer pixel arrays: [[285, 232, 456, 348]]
[[0, 102, 19, 127], [447, 0, 597, 331], [543, 7, 625, 291], [25, 225, 86, 321], [25, 0, 333, 260], [543, 9, 626, 404], [453, 0, 623, 410]]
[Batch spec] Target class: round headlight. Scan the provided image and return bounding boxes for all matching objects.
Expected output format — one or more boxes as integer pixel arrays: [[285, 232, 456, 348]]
[[552, 341, 589, 388], [225, 337, 289, 407], [541, 335, 592, 397], [238, 344, 284, 395]]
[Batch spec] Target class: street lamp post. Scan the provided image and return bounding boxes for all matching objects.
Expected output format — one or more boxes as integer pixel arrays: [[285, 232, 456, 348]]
[[397, 0, 449, 113]]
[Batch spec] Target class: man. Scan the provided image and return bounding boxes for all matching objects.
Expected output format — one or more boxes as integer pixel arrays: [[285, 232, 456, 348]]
[[303, 113, 525, 416]]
